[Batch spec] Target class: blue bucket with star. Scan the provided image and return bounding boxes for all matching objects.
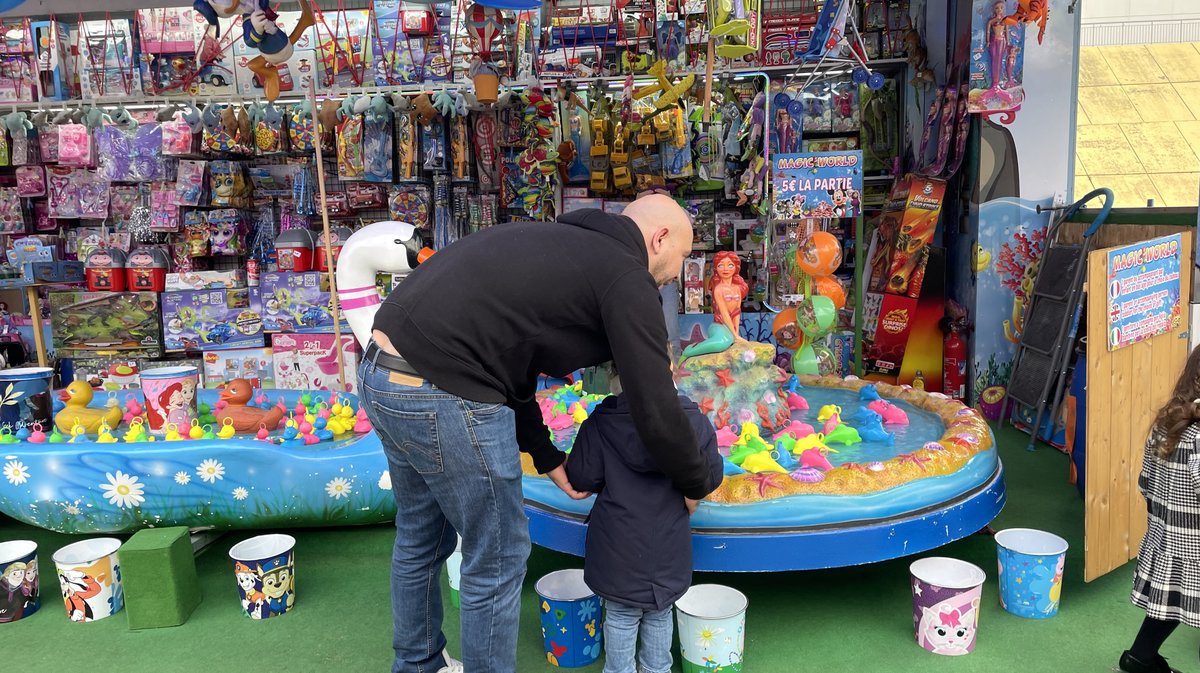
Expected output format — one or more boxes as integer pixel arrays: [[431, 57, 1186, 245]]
[[535, 569, 602, 668], [995, 528, 1068, 619]]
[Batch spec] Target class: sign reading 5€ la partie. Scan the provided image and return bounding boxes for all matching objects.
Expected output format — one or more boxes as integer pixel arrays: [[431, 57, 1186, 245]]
[[1106, 233, 1183, 351]]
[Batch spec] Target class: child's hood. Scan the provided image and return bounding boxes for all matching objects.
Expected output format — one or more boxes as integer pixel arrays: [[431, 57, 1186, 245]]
[[588, 393, 703, 474]]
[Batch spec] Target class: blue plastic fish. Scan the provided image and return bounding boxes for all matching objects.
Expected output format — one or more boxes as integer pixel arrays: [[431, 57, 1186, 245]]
[[859, 384, 881, 402], [723, 458, 747, 476], [784, 375, 802, 394], [849, 407, 882, 424], [771, 446, 800, 470], [857, 413, 894, 444]]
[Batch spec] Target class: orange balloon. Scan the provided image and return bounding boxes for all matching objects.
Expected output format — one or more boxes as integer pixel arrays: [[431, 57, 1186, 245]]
[[771, 308, 807, 350], [813, 275, 846, 310], [796, 231, 843, 277]]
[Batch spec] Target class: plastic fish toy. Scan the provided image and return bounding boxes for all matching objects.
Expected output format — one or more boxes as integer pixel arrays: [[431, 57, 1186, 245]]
[[715, 426, 740, 448], [723, 458, 747, 476], [868, 399, 910, 425], [822, 412, 842, 437], [857, 414, 894, 444], [770, 447, 800, 470], [786, 391, 809, 411], [791, 433, 831, 455], [741, 451, 789, 474], [859, 384, 882, 402], [825, 423, 863, 446], [798, 447, 834, 471], [817, 404, 842, 422], [774, 421, 815, 441]]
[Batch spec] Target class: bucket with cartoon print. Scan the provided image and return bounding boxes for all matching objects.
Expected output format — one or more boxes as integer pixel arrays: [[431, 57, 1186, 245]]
[[995, 528, 1068, 619], [52, 537, 123, 623], [0, 540, 39, 623], [0, 367, 53, 434], [229, 534, 296, 620], [139, 366, 200, 435], [676, 584, 748, 673], [909, 557, 985, 656], [535, 569, 602, 668]]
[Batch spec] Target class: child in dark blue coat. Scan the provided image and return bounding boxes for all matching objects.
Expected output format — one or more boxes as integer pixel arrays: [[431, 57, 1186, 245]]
[[566, 362, 724, 673]]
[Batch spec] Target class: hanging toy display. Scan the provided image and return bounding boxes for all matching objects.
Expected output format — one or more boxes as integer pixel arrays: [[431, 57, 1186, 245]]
[[193, 0, 316, 101], [465, 2, 508, 105]]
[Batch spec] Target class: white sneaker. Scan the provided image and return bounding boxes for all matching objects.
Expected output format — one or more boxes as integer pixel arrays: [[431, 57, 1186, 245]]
[[437, 652, 463, 673]]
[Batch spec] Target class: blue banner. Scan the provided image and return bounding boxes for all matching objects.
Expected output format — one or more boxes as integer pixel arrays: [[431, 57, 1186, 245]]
[[1105, 233, 1184, 351]]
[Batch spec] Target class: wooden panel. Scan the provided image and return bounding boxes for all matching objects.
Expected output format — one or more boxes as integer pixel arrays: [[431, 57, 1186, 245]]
[[1060, 223, 1190, 247], [1085, 232, 1193, 581]]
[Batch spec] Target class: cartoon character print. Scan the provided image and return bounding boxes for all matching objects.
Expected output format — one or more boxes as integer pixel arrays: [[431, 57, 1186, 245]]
[[58, 567, 103, 622], [258, 555, 294, 617], [917, 597, 979, 656], [234, 561, 268, 619], [0, 559, 31, 622], [146, 382, 190, 431]]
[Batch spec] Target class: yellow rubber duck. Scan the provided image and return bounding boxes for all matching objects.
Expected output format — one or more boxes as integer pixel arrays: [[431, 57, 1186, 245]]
[[95, 422, 117, 444], [741, 451, 789, 474], [327, 418, 347, 435], [816, 405, 842, 423], [164, 423, 185, 441], [187, 420, 205, 440], [217, 418, 237, 439], [570, 403, 588, 425], [122, 420, 146, 443], [55, 381, 124, 434]]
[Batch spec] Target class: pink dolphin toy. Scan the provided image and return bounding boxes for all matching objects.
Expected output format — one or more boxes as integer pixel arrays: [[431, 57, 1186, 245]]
[[822, 412, 842, 437], [773, 421, 815, 441], [868, 399, 910, 425], [799, 447, 834, 471], [786, 391, 809, 411], [715, 426, 740, 448]]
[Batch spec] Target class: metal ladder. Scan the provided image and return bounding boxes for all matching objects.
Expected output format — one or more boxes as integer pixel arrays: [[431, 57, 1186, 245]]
[[999, 188, 1114, 450]]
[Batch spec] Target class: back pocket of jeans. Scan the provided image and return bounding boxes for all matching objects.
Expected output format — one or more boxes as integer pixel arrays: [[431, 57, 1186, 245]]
[[370, 403, 442, 474]]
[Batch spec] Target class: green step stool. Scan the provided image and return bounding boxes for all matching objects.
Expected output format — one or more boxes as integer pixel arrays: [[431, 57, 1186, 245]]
[[120, 527, 203, 629]]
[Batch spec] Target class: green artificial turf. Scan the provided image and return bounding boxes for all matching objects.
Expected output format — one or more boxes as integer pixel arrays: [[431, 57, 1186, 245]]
[[1, 425, 1191, 672]]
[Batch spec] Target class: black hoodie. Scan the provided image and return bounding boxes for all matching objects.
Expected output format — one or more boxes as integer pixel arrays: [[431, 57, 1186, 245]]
[[373, 209, 713, 499], [566, 393, 723, 610]]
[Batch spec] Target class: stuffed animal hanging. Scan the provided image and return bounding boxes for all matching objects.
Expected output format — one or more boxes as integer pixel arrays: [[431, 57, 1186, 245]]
[[193, 0, 317, 101], [413, 94, 439, 125]]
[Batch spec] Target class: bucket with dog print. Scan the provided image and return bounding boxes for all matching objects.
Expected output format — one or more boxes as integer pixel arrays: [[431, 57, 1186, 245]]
[[229, 534, 296, 620], [52, 538, 123, 623], [909, 557, 985, 656]]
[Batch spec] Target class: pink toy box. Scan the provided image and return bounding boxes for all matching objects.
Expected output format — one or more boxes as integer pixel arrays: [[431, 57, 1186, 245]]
[[270, 333, 360, 393]]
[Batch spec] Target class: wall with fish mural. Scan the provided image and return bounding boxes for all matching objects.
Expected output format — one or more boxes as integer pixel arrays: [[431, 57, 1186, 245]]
[[947, 0, 1081, 409]]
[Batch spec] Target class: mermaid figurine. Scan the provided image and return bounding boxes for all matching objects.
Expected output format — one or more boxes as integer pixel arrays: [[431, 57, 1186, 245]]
[[682, 251, 750, 359]]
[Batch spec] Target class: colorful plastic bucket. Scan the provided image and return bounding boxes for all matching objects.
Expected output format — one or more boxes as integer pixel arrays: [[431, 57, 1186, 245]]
[[0, 367, 54, 433], [676, 584, 747, 673], [139, 366, 200, 435], [535, 569, 602, 668], [0, 540, 39, 623], [909, 557, 985, 656], [229, 534, 296, 620], [52, 537, 123, 623], [995, 528, 1068, 619]]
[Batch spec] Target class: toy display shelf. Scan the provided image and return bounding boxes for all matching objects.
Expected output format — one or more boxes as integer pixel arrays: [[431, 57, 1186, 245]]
[[0, 59, 910, 111]]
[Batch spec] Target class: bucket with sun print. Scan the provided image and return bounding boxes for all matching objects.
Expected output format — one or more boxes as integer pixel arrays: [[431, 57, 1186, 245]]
[[0, 540, 39, 623], [228, 534, 296, 620], [909, 557, 985, 655], [52, 537, 123, 623], [536, 569, 602, 668], [676, 584, 747, 672]]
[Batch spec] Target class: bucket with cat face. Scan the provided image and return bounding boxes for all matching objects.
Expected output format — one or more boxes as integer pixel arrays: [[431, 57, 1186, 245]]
[[53, 538, 123, 623], [0, 540, 39, 623], [228, 534, 296, 619], [909, 557, 985, 656]]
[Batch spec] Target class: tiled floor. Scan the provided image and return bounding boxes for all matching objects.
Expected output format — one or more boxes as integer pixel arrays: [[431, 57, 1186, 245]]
[[1074, 43, 1200, 207]]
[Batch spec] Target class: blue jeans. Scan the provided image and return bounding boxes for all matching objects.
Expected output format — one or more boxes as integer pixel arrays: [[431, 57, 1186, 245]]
[[602, 600, 674, 673], [359, 356, 531, 673]]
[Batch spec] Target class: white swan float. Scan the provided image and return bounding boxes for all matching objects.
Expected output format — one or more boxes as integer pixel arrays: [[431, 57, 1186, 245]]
[[335, 220, 433, 348]]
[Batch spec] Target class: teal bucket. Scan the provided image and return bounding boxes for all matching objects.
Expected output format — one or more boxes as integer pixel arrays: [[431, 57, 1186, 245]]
[[0, 367, 54, 434], [995, 528, 1068, 619], [676, 584, 747, 673]]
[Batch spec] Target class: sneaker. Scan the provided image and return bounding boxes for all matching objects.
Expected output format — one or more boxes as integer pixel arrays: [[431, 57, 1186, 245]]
[[436, 652, 463, 673], [1118, 650, 1182, 673]]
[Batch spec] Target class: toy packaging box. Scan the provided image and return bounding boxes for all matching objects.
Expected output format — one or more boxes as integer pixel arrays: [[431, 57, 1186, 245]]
[[201, 347, 275, 389], [69, 356, 205, 391], [259, 271, 349, 334], [31, 21, 75, 100], [313, 9, 372, 89], [865, 174, 947, 297], [271, 333, 361, 393], [161, 288, 265, 353], [50, 291, 164, 358], [76, 19, 143, 99], [234, 48, 315, 97], [165, 270, 247, 292]]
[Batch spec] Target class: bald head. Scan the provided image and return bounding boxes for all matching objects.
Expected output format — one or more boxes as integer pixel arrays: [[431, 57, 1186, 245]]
[[622, 194, 694, 287]]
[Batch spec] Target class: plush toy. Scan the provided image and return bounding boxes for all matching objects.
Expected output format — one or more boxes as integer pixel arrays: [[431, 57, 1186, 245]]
[[3, 111, 31, 136], [221, 106, 239, 137], [432, 90, 456, 118], [182, 103, 205, 134], [111, 107, 137, 130], [193, 0, 316, 101], [82, 106, 111, 130], [238, 104, 253, 145], [367, 94, 391, 122], [413, 94, 439, 125], [318, 99, 341, 133]]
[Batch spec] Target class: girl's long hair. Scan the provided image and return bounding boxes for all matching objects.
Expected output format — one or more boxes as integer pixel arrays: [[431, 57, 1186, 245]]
[[1152, 345, 1200, 458]]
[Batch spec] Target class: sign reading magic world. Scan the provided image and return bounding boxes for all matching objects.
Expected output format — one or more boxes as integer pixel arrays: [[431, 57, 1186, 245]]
[[771, 151, 864, 220], [1106, 233, 1184, 351]]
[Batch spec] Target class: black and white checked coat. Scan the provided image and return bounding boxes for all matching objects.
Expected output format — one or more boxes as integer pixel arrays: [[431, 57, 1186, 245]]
[[1132, 424, 1200, 626]]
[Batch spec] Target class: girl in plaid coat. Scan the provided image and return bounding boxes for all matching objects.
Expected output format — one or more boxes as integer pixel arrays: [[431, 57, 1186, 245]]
[[1120, 347, 1200, 673]]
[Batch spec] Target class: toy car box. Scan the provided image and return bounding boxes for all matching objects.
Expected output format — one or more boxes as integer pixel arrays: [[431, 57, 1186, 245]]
[[259, 271, 349, 334], [161, 288, 265, 353], [50, 291, 163, 357]]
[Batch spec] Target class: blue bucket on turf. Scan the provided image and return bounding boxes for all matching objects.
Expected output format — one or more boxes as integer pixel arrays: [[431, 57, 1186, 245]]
[[996, 528, 1068, 619], [535, 569, 602, 668], [0, 367, 54, 433]]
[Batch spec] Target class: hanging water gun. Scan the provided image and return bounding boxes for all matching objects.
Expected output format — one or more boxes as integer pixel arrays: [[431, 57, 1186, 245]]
[[193, 0, 316, 101]]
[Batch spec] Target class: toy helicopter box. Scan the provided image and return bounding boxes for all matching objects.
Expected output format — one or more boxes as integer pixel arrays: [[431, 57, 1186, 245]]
[[259, 271, 349, 334], [234, 48, 315, 96], [50, 291, 163, 358], [161, 288, 265, 353], [271, 333, 360, 394], [201, 346, 275, 389]]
